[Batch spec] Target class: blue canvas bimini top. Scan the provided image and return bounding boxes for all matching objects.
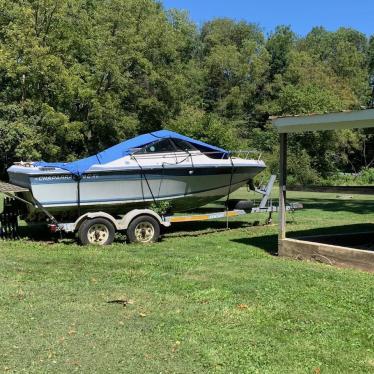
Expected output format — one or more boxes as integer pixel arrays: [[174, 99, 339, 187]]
[[35, 130, 228, 176]]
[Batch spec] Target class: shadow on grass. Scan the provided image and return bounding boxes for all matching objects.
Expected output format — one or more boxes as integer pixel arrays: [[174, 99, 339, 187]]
[[16, 224, 75, 244], [13, 217, 254, 244], [231, 234, 279, 256], [288, 223, 374, 251], [287, 222, 374, 238], [165, 220, 254, 237], [17, 224, 51, 240], [164, 203, 266, 237], [231, 223, 374, 255], [291, 197, 374, 215]]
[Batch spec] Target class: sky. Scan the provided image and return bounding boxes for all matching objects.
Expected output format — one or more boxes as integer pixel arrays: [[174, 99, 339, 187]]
[[162, 0, 374, 37]]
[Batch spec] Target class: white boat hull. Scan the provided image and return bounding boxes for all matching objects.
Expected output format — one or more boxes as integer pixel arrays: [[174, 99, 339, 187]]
[[9, 165, 264, 220]]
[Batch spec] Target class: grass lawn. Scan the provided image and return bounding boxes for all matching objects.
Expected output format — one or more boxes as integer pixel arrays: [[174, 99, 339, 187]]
[[0, 190, 373, 373]]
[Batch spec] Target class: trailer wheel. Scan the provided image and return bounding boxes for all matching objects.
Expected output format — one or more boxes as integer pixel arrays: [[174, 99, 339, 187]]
[[78, 218, 115, 246], [227, 199, 253, 211], [127, 215, 160, 244]]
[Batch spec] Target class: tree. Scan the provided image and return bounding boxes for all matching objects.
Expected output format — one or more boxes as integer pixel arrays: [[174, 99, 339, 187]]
[[266, 25, 296, 78], [0, 0, 373, 181]]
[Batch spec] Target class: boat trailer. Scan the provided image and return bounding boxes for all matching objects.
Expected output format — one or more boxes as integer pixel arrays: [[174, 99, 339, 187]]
[[0, 175, 302, 244]]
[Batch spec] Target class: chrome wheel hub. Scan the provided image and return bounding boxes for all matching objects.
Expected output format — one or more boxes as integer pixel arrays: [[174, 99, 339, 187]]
[[134, 221, 155, 243], [87, 224, 109, 245]]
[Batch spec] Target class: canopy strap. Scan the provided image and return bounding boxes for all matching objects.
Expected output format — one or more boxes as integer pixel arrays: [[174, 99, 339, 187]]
[[132, 156, 157, 206]]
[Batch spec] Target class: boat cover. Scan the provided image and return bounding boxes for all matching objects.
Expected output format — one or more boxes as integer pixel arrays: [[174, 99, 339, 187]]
[[34, 130, 228, 176]]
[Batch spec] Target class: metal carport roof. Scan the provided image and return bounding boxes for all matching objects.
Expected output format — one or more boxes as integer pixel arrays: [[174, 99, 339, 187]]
[[272, 109, 374, 133]]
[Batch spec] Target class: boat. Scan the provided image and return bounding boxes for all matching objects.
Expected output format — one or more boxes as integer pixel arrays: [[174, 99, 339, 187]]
[[7, 130, 266, 221]]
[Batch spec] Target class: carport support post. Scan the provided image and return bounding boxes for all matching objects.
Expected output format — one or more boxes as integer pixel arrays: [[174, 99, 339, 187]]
[[279, 133, 287, 241]]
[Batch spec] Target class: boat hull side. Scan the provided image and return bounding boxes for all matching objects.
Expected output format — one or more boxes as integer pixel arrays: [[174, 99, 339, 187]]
[[11, 166, 264, 220]]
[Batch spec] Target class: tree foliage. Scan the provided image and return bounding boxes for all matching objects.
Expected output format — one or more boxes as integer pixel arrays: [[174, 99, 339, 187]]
[[0, 0, 373, 182]]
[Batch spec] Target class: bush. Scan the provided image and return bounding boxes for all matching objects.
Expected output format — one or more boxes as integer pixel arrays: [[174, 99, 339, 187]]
[[358, 168, 374, 184], [313, 168, 374, 186], [260, 148, 320, 186]]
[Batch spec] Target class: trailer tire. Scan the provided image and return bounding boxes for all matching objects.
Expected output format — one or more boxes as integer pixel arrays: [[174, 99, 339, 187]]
[[126, 215, 160, 244], [227, 199, 253, 211], [78, 218, 115, 246]]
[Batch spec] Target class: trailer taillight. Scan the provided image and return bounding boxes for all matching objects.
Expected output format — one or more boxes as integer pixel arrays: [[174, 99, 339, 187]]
[[49, 224, 58, 233]]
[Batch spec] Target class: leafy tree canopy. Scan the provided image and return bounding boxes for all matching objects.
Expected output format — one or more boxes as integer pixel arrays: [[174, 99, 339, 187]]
[[0, 0, 373, 182]]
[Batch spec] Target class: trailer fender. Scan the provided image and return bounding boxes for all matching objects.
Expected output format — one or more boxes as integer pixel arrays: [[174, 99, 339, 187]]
[[67, 212, 119, 232], [118, 209, 170, 231]]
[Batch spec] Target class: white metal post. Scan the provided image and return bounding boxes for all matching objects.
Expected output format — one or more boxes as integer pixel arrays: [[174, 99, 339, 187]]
[[279, 133, 287, 240]]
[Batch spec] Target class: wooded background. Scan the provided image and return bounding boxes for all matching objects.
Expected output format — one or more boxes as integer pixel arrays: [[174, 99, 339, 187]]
[[1, 0, 373, 183]]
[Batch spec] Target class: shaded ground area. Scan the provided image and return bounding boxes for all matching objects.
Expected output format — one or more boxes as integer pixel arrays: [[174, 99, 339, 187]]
[[292, 197, 374, 215], [296, 226, 374, 251]]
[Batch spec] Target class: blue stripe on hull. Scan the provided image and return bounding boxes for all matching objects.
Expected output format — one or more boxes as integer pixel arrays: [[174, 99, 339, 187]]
[[31, 174, 176, 185], [29, 166, 264, 185]]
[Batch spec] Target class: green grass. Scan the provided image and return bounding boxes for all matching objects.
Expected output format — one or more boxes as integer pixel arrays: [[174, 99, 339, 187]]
[[0, 190, 374, 373]]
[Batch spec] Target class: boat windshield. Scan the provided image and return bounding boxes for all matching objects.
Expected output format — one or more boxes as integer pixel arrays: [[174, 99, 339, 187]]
[[171, 138, 198, 152], [135, 138, 199, 154], [136, 139, 176, 154], [171, 138, 224, 158]]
